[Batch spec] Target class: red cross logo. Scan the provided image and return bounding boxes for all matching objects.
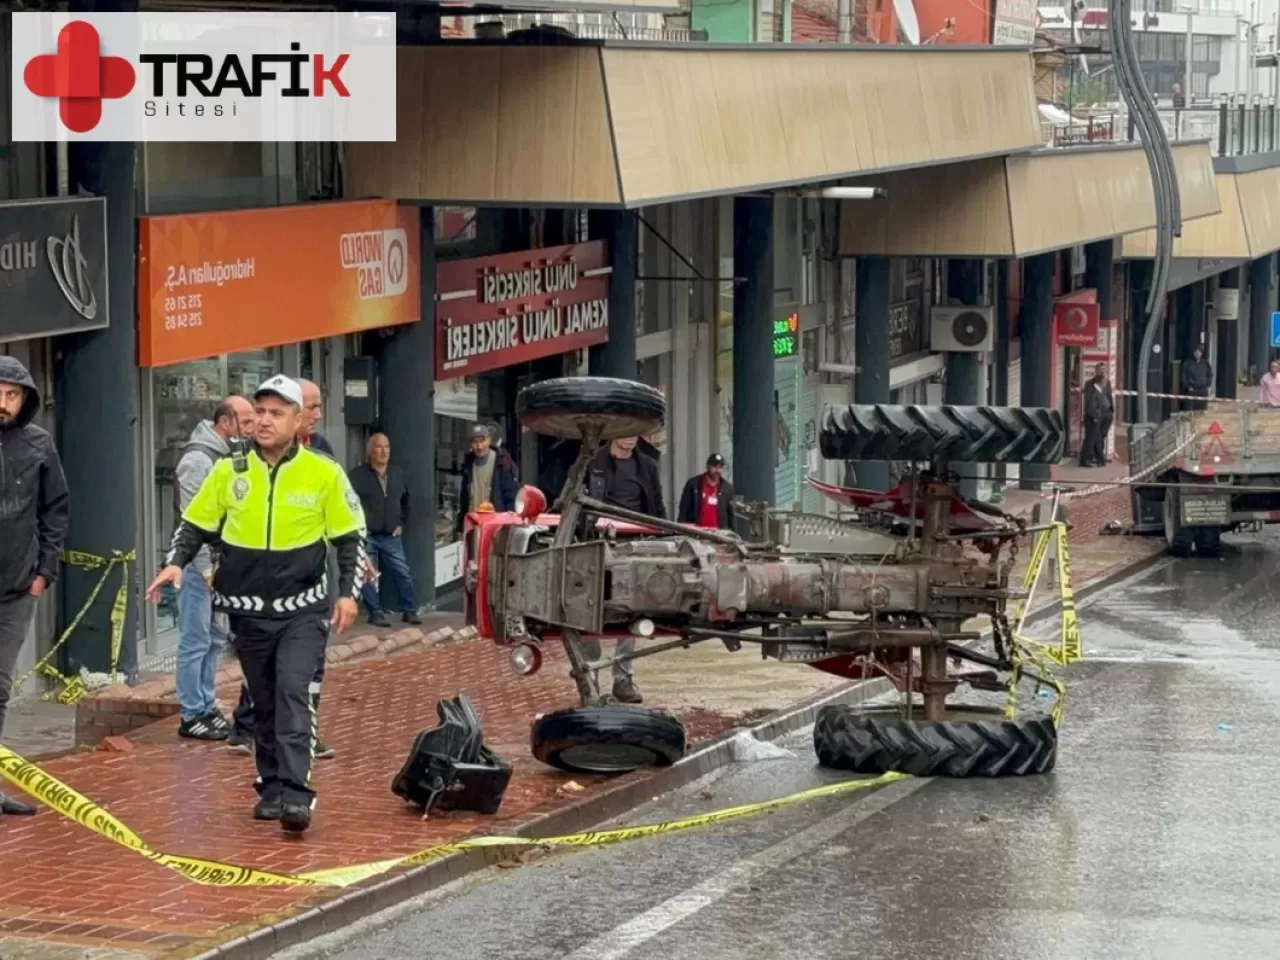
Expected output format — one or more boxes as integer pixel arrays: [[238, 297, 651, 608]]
[[23, 21, 136, 134]]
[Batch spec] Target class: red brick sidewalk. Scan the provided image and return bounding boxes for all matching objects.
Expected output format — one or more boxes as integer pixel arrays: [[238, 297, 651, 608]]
[[0, 497, 1163, 959]]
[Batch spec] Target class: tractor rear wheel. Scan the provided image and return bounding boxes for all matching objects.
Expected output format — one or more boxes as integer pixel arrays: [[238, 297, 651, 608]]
[[517, 377, 666, 441], [814, 704, 1057, 777], [820, 405, 1065, 464]]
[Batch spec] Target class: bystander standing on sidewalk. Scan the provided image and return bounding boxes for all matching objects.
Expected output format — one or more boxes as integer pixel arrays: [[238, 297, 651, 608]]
[[0, 356, 69, 820], [456, 423, 518, 532], [1180, 347, 1212, 411], [587, 435, 666, 704], [1260, 361, 1280, 406], [173, 395, 254, 741], [297, 378, 336, 457], [348, 433, 422, 627], [1079, 364, 1114, 468], [677, 453, 735, 530], [147, 375, 367, 835]]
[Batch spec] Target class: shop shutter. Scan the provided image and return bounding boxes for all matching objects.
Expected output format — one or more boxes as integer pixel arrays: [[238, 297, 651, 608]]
[[773, 357, 801, 508]]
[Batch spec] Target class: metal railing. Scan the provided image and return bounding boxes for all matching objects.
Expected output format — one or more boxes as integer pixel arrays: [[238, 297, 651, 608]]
[[497, 14, 707, 41], [1114, 101, 1280, 156]]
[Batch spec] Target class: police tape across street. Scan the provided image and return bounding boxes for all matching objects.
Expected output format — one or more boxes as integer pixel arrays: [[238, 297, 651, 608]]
[[0, 742, 908, 889]]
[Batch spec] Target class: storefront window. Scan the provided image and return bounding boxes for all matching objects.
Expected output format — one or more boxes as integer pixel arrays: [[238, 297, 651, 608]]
[[151, 349, 278, 635], [434, 375, 479, 546]]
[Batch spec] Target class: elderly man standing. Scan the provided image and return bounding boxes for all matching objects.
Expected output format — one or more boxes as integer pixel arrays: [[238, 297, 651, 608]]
[[173, 395, 254, 741], [0, 356, 70, 820], [297, 378, 336, 457], [348, 433, 421, 627]]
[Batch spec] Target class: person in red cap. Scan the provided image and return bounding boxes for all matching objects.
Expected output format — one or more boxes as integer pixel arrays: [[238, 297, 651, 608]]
[[677, 454, 735, 530]]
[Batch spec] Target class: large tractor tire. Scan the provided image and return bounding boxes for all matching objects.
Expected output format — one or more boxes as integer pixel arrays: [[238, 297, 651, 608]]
[[820, 405, 1065, 464], [814, 704, 1057, 778], [531, 706, 687, 774], [517, 377, 666, 441]]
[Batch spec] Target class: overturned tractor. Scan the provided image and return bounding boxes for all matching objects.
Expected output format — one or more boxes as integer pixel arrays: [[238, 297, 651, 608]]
[[462, 377, 1068, 778]]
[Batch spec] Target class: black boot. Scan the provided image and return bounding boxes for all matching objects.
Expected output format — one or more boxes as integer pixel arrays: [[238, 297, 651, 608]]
[[253, 797, 283, 821], [280, 802, 312, 834]]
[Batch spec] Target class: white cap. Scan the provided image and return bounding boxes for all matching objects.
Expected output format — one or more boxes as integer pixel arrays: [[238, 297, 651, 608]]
[[254, 374, 304, 409]]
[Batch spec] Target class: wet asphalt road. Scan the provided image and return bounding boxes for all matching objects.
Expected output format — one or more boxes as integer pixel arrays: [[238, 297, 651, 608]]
[[281, 533, 1280, 960]]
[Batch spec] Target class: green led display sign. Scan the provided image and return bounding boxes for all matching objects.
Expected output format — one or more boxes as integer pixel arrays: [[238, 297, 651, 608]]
[[773, 312, 799, 359]]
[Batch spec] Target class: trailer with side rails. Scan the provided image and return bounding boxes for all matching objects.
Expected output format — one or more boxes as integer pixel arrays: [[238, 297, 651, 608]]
[[1131, 403, 1280, 556]]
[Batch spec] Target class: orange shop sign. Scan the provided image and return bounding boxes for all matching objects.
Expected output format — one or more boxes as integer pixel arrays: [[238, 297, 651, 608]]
[[137, 200, 420, 367]]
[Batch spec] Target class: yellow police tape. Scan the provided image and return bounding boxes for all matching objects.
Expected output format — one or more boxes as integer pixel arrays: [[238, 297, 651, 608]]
[[1004, 521, 1081, 728], [10, 549, 134, 706], [0, 743, 908, 889]]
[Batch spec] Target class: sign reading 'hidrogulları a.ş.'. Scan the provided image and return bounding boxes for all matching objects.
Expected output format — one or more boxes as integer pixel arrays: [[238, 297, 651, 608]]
[[0, 196, 108, 345], [435, 242, 612, 380]]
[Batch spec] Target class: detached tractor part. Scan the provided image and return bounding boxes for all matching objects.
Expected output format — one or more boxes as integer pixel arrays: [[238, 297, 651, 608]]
[[502, 376, 1069, 779], [392, 695, 513, 815]]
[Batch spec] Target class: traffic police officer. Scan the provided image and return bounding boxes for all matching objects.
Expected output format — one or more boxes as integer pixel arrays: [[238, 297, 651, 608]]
[[146, 375, 367, 834]]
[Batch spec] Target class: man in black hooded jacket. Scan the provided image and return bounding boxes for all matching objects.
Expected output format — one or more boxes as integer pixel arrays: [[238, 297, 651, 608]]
[[0, 356, 70, 819]]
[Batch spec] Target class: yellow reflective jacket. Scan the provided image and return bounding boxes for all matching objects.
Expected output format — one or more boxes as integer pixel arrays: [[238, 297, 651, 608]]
[[166, 444, 366, 617]]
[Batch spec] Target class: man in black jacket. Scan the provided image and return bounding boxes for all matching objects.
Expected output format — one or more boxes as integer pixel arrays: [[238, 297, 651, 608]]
[[587, 435, 665, 704], [456, 424, 518, 532], [677, 454, 735, 529], [1180, 346, 1213, 411], [1079, 364, 1114, 468], [0, 356, 70, 819], [348, 433, 421, 627]]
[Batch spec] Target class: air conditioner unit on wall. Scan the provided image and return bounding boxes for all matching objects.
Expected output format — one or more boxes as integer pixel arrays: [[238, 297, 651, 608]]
[[930, 305, 994, 353]]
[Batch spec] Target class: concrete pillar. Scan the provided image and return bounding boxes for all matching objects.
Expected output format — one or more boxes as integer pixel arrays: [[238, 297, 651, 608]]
[[1217, 268, 1240, 399], [54, 140, 137, 677], [380, 209, 437, 606], [732, 197, 775, 505], [588, 210, 639, 381], [854, 257, 892, 492], [1084, 240, 1114, 325], [944, 259, 983, 500], [992, 260, 1011, 484], [1020, 253, 1054, 490], [1248, 255, 1274, 382]]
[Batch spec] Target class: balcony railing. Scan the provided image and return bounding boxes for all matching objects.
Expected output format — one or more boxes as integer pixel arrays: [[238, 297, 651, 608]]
[[497, 14, 707, 41], [1113, 101, 1280, 156]]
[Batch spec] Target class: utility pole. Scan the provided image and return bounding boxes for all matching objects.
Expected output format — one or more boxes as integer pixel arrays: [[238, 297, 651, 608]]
[[837, 0, 852, 42]]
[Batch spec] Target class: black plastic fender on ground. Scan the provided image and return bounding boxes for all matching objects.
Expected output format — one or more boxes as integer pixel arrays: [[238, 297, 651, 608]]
[[813, 704, 1057, 777], [516, 377, 666, 440], [531, 706, 687, 774], [819, 405, 1066, 465]]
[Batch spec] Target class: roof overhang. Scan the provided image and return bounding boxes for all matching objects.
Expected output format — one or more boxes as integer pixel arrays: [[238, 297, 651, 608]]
[[346, 41, 1044, 208], [838, 141, 1219, 258], [1121, 152, 1280, 261]]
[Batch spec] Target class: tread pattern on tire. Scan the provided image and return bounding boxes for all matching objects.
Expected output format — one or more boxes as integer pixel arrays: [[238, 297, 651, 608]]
[[516, 377, 666, 440], [813, 704, 1057, 778], [531, 705, 687, 773], [819, 405, 1066, 465]]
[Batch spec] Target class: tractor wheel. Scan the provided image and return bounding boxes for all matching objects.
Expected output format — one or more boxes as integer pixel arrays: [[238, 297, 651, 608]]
[[531, 706, 686, 774], [813, 704, 1057, 777], [820, 405, 1065, 464], [517, 377, 666, 441]]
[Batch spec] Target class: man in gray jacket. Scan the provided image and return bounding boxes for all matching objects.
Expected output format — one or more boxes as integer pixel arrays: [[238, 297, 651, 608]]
[[172, 396, 253, 741], [0, 356, 69, 818]]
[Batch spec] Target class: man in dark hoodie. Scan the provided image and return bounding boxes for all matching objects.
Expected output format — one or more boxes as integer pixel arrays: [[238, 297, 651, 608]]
[[0, 356, 69, 819], [587, 435, 665, 704]]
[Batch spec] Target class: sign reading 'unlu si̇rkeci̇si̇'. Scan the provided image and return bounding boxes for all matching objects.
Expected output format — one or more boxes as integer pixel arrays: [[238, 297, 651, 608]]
[[434, 242, 611, 379]]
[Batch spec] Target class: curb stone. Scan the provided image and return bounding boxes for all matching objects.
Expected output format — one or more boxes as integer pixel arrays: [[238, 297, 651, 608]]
[[176, 546, 1166, 960]]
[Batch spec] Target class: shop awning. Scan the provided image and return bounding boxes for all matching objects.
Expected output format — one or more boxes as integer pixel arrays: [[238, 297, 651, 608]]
[[1121, 155, 1280, 261], [838, 141, 1220, 258], [346, 42, 1043, 208]]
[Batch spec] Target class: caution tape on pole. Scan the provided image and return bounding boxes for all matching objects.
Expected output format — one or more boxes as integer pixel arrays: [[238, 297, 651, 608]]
[[0, 743, 908, 889], [1003, 521, 1081, 729], [10, 549, 135, 706]]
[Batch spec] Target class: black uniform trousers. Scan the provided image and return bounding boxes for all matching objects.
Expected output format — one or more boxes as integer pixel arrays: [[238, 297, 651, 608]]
[[228, 611, 329, 807]]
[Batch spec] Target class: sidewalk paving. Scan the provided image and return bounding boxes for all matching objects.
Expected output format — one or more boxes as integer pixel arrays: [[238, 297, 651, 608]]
[[0, 473, 1164, 960]]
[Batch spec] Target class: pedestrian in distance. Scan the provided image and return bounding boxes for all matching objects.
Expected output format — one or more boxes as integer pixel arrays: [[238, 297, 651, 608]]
[[1079, 363, 1114, 468], [173, 395, 254, 742], [348, 432, 422, 628], [0, 356, 69, 821], [146, 375, 368, 835], [1180, 346, 1213, 411], [297, 378, 336, 458], [586, 434, 666, 705], [677, 453, 736, 530], [1260, 360, 1280, 407], [456, 423, 518, 532]]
